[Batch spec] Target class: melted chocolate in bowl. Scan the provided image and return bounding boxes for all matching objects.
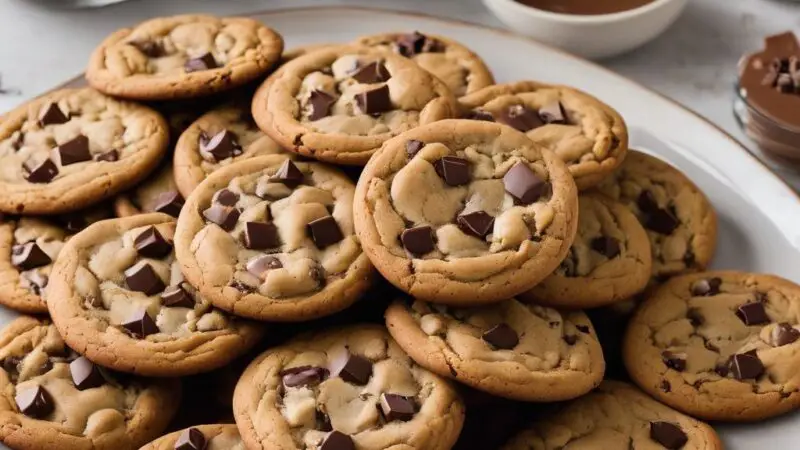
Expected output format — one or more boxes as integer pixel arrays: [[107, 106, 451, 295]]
[[515, 0, 657, 15]]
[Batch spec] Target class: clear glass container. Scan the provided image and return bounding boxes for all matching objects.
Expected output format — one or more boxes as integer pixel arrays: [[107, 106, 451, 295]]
[[734, 80, 800, 168]]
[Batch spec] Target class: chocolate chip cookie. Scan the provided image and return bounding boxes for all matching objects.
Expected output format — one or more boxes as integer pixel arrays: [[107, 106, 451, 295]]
[[86, 14, 284, 100], [385, 298, 605, 401], [0, 316, 180, 450], [252, 44, 458, 165], [501, 381, 722, 450], [173, 102, 289, 198], [174, 155, 374, 322], [47, 213, 265, 376], [459, 81, 628, 190], [0, 88, 169, 215], [354, 119, 578, 304], [233, 325, 465, 450], [114, 162, 183, 218], [624, 271, 800, 421], [520, 193, 652, 309], [354, 31, 495, 96], [141, 425, 243, 450]]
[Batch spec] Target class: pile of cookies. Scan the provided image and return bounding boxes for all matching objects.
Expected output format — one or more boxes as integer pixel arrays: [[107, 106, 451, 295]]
[[0, 12, 794, 450]]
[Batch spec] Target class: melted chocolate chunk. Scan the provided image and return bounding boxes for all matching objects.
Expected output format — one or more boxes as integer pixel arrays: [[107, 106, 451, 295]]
[[355, 85, 393, 115], [434, 156, 470, 186], [330, 351, 373, 385], [121, 308, 159, 338], [497, 104, 544, 132], [23, 158, 58, 183], [773, 322, 800, 347], [272, 160, 304, 188], [124, 261, 166, 296], [281, 366, 329, 388], [351, 61, 391, 84], [405, 139, 424, 158], [380, 393, 415, 422], [152, 191, 184, 217], [563, 334, 578, 345], [129, 39, 163, 57], [70, 356, 104, 390], [38, 103, 68, 127], [53, 135, 91, 166], [320, 431, 355, 450], [202, 204, 240, 231], [15, 385, 53, 419], [213, 188, 239, 206], [457, 211, 494, 239], [736, 302, 770, 326], [307, 89, 337, 121], [464, 109, 495, 122], [590, 236, 621, 259], [200, 130, 241, 161], [11, 243, 51, 270], [184, 53, 217, 72], [161, 285, 195, 308], [650, 422, 688, 449], [401, 226, 435, 256], [637, 191, 679, 235], [307, 216, 343, 249], [482, 324, 518, 349], [244, 222, 281, 250], [95, 149, 119, 162], [539, 101, 566, 124], [396, 31, 442, 56], [175, 427, 206, 450], [133, 226, 172, 259], [503, 162, 547, 205], [691, 277, 722, 296], [729, 351, 764, 380], [661, 351, 686, 372], [246, 255, 282, 279]]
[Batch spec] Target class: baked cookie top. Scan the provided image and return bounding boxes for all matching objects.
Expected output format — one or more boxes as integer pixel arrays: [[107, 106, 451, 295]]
[[173, 102, 288, 197], [385, 298, 605, 401], [0, 88, 168, 215], [624, 271, 800, 421], [458, 81, 628, 190], [233, 325, 465, 450], [0, 316, 180, 450], [521, 194, 652, 309], [86, 14, 284, 100], [174, 155, 373, 322], [114, 162, 183, 218], [501, 381, 721, 450], [595, 150, 717, 281], [354, 31, 495, 96], [141, 424, 243, 450], [252, 44, 458, 165], [354, 119, 578, 304], [47, 213, 265, 377]]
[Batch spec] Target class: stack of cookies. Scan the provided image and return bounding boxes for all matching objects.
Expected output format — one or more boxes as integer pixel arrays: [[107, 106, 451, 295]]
[[0, 12, 794, 450]]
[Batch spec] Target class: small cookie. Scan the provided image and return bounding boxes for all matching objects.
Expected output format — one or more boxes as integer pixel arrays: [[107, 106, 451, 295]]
[[501, 381, 722, 450], [252, 44, 458, 165], [459, 81, 628, 190], [0, 316, 180, 450], [595, 150, 717, 281], [354, 31, 495, 96], [114, 162, 183, 218], [233, 325, 465, 450], [86, 14, 284, 100], [520, 194, 652, 309], [385, 298, 605, 401], [141, 425, 242, 450], [47, 213, 265, 376], [174, 155, 374, 322], [624, 271, 800, 421], [0, 88, 169, 215], [354, 119, 578, 304], [173, 102, 288, 198]]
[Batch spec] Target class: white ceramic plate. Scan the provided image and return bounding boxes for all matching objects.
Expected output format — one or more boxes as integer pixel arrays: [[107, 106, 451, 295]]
[[7, 7, 800, 449]]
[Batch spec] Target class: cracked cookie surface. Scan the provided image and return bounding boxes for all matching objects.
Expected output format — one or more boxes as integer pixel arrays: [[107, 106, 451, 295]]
[[141, 424, 243, 450], [86, 14, 284, 100], [624, 271, 800, 421], [0, 316, 180, 450], [354, 119, 578, 304], [252, 44, 458, 165], [233, 325, 465, 450], [501, 381, 721, 450], [458, 81, 628, 190], [0, 88, 168, 215], [385, 298, 604, 401], [521, 193, 651, 309], [47, 213, 265, 377]]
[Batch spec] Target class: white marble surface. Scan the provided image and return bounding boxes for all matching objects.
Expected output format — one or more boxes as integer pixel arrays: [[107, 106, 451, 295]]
[[0, 0, 799, 186]]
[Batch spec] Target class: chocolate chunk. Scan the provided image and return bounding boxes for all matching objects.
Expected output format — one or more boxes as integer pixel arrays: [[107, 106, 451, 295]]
[[15, 385, 53, 419], [2, 356, 20, 374], [38, 103, 68, 127], [464, 109, 495, 122], [242, 222, 280, 250], [691, 277, 722, 296], [22, 271, 48, 296], [320, 431, 354, 450], [401, 226, 435, 256], [434, 156, 470, 187], [10, 132, 24, 151], [380, 393, 415, 422], [175, 427, 206, 450], [202, 204, 240, 231], [355, 85, 393, 115], [246, 255, 282, 279], [161, 285, 194, 308], [69, 356, 104, 390], [95, 149, 119, 162], [272, 160, 304, 187], [497, 104, 544, 132], [281, 366, 329, 388], [503, 162, 547, 204], [306, 89, 337, 121], [124, 261, 166, 296], [406, 139, 424, 158], [457, 211, 494, 238], [57, 213, 86, 233], [590, 236, 621, 259], [23, 158, 58, 183], [12, 243, 51, 270], [714, 362, 730, 377], [539, 101, 567, 124], [650, 422, 688, 449], [152, 191, 184, 217], [184, 53, 217, 72], [307, 216, 343, 249], [133, 226, 172, 258], [316, 410, 333, 432], [687, 308, 704, 326], [661, 351, 686, 372], [121, 308, 159, 338], [736, 302, 770, 326], [482, 324, 518, 349], [729, 351, 764, 380], [129, 39, 163, 57], [637, 191, 679, 235], [351, 61, 391, 84], [53, 135, 91, 166], [330, 352, 373, 385], [773, 322, 800, 347], [576, 325, 590, 334], [563, 334, 578, 345], [396, 31, 442, 56], [200, 130, 241, 161], [660, 380, 672, 393], [212, 189, 239, 206]]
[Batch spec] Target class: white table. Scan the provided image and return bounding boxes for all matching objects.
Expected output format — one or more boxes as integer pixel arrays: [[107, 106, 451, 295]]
[[1, 0, 799, 187]]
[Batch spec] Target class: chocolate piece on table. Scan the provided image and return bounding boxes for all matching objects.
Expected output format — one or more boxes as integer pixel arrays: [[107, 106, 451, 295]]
[[405, 139, 424, 158], [15, 385, 53, 419], [355, 85, 393, 115], [246, 255, 283, 279], [497, 104, 544, 132], [457, 211, 494, 238], [11, 242, 51, 270], [320, 431, 355, 450], [95, 149, 119, 162], [281, 366, 328, 388], [307, 89, 337, 121], [213, 188, 239, 206], [736, 302, 770, 326], [38, 103, 68, 127], [434, 156, 470, 187], [124, 261, 166, 296], [691, 277, 722, 296], [650, 422, 688, 449], [121, 308, 159, 338], [503, 162, 547, 204], [773, 322, 800, 346], [244, 222, 280, 250], [70, 356, 104, 391], [482, 324, 518, 349], [133, 226, 172, 258], [152, 191, 184, 217], [200, 130, 241, 161], [330, 351, 372, 385], [272, 160, 304, 187], [184, 53, 217, 72], [307, 216, 343, 249], [175, 427, 206, 450], [729, 351, 764, 380], [53, 135, 91, 166], [380, 393, 415, 422], [661, 351, 686, 372], [401, 226, 435, 256], [351, 61, 391, 84], [590, 236, 621, 258], [202, 204, 240, 231], [161, 285, 195, 308], [538, 101, 566, 124], [23, 158, 58, 183]]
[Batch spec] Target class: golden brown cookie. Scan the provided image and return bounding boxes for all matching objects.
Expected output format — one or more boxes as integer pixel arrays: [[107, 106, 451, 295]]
[[113, 162, 182, 218], [141, 424, 242, 450]]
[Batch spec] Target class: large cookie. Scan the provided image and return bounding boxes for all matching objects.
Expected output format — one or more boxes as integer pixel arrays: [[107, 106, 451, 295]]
[[174, 155, 374, 322], [354, 119, 578, 304], [0, 88, 168, 215], [86, 14, 284, 100], [501, 381, 722, 450], [624, 271, 800, 421], [0, 316, 180, 450], [47, 213, 265, 376], [458, 81, 628, 190], [233, 325, 465, 450], [385, 298, 605, 401], [141, 425, 243, 450], [252, 44, 458, 165], [354, 31, 495, 96], [520, 193, 652, 309], [113, 162, 183, 218]]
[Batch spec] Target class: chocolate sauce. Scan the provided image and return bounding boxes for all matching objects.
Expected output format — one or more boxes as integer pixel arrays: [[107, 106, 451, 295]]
[[515, 0, 657, 15]]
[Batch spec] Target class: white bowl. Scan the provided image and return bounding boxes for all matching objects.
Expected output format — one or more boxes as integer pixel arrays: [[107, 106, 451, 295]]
[[483, 0, 689, 59]]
